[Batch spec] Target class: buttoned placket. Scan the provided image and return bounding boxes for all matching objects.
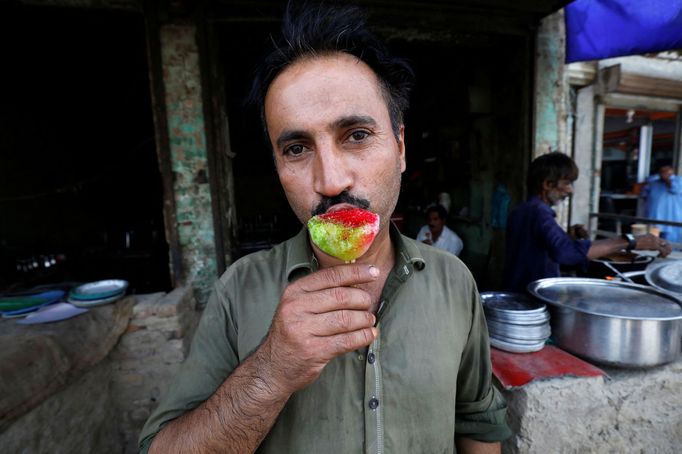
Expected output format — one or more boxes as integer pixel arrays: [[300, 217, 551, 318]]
[[363, 250, 419, 454]]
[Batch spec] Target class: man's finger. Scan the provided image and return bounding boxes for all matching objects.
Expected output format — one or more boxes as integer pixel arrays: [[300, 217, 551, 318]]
[[324, 327, 378, 358], [310, 309, 376, 336], [308, 286, 373, 313], [297, 264, 380, 293]]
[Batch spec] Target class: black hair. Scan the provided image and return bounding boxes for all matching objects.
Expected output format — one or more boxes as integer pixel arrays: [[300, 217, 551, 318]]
[[527, 152, 579, 196], [249, 1, 414, 146], [425, 204, 447, 220]]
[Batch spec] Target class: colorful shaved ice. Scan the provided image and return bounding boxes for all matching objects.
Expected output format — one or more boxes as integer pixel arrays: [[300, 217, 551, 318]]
[[307, 208, 380, 262]]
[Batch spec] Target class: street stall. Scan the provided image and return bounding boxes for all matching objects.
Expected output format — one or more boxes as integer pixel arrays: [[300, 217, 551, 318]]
[[486, 252, 682, 452]]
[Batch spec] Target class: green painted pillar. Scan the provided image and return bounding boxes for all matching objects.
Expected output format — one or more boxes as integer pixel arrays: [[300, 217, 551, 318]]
[[533, 10, 568, 159], [533, 10, 571, 228], [160, 24, 217, 304]]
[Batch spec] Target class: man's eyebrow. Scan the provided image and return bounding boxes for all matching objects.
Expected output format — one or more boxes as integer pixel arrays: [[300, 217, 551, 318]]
[[333, 115, 377, 129], [276, 130, 311, 150]]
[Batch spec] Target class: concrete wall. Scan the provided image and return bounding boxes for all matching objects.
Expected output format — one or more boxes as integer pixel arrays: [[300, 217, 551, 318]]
[[111, 287, 200, 453], [502, 359, 682, 453], [0, 360, 123, 454], [0, 289, 200, 454]]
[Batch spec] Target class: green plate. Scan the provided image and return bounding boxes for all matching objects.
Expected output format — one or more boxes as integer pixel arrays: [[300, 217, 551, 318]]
[[0, 290, 64, 312]]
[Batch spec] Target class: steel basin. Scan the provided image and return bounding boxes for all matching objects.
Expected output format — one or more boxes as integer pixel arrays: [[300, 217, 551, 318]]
[[528, 278, 682, 368]]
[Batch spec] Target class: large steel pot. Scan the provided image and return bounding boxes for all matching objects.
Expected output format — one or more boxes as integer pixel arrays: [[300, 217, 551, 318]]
[[527, 278, 682, 368]]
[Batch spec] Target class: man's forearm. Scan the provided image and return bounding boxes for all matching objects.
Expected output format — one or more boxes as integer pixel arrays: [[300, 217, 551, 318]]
[[149, 343, 290, 454], [455, 437, 501, 454], [587, 237, 627, 259]]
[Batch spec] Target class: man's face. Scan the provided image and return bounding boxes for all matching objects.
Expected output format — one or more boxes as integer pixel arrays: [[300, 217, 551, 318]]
[[427, 211, 444, 236], [545, 178, 574, 206], [264, 53, 406, 231], [659, 166, 673, 182]]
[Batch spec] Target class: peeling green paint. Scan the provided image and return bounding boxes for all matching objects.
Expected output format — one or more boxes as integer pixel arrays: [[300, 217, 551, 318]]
[[161, 24, 217, 305], [534, 11, 568, 159]]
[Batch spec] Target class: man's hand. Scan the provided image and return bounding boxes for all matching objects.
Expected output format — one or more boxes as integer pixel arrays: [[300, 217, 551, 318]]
[[568, 224, 589, 240], [635, 233, 673, 257], [262, 264, 380, 394]]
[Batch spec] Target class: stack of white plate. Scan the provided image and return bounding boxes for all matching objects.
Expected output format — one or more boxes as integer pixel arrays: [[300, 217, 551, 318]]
[[68, 279, 128, 307], [480, 292, 551, 353]]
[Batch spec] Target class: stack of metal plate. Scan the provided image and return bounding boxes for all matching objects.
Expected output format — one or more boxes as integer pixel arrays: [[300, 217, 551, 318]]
[[480, 292, 551, 353], [67, 279, 128, 307]]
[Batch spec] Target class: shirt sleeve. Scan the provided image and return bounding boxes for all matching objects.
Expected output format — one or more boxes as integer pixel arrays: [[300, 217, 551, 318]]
[[137, 279, 240, 453], [536, 209, 591, 266], [454, 281, 512, 442], [448, 232, 464, 256]]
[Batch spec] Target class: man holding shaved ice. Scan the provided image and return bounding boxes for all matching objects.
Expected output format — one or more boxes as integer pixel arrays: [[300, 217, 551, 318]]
[[139, 2, 510, 453]]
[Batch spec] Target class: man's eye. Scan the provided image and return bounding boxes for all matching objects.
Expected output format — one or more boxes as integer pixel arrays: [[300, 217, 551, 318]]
[[349, 130, 369, 141], [284, 144, 305, 157]]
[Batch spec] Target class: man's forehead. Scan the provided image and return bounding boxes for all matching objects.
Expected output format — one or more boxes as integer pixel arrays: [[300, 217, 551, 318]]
[[264, 53, 390, 139]]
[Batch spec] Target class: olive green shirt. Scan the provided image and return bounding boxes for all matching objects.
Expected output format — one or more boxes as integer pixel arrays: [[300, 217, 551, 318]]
[[139, 227, 510, 453]]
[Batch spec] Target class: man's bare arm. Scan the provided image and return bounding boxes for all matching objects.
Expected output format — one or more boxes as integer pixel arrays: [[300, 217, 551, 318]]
[[149, 264, 380, 454], [456, 437, 501, 454], [149, 341, 290, 454], [587, 233, 671, 259]]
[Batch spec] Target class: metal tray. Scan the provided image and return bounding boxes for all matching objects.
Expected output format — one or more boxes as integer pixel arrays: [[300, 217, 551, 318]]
[[645, 260, 682, 295], [486, 319, 551, 340], [490, 336, 546, 353], [69, 280, 128, 301], [480, 291, 549, 325], [527, 278, 682, 321]]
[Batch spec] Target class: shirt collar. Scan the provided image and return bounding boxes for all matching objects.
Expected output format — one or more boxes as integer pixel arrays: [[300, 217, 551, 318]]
[[529, 195, 556, 217], [284, 223, 426, 282]]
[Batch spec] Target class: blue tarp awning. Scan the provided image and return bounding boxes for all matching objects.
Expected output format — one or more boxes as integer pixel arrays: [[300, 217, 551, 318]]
[[565, 0, 682, 63]]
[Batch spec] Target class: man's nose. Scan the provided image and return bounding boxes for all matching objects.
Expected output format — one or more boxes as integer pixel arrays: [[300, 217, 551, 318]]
[[312, 146, 353, 197]]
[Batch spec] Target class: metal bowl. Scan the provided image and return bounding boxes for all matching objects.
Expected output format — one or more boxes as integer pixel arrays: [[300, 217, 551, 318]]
[[527, 278, 682, 368]]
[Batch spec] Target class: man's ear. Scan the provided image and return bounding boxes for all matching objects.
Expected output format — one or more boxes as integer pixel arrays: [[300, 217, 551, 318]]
[[542, 178, 556, 191], [398, 125, 406, 173]]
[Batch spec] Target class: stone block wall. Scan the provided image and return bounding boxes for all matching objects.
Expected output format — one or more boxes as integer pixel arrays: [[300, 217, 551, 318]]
[[110, 286, 200, 453], [502, 359, 682, 453], [1, 360, 122, 454]]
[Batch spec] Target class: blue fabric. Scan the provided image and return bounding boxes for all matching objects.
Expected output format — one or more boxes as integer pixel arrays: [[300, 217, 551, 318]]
[[504, 196, 591, 292], [565, 0, 682, 63], [641, 175, 682, 245]]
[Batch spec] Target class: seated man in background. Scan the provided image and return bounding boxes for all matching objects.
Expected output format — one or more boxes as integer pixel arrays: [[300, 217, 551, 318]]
[[417, 204, 464, 256], [504, 152, 671, 293]]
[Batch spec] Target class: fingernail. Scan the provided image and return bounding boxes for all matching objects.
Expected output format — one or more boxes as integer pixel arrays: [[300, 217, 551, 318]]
[[369, 265, 380, 277], [371, 327, 379, 337]]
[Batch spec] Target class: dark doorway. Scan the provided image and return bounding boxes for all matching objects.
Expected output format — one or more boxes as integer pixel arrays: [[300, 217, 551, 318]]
[[0, 5, 170, 293], [213, 7, 531, 289]]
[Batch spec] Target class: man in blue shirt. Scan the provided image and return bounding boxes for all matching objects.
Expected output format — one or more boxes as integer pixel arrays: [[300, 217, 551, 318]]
[[641, 165, 682, 246], [504, 152, 671, 292]]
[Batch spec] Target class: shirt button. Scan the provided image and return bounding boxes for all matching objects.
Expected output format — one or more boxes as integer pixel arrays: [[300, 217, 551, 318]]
[[357, 354, 364, 361], [368, 397, 379, 410], [367, 352, 376, 364]]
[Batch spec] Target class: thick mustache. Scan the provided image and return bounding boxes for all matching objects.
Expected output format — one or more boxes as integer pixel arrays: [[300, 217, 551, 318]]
[[312, 192, 370, 216]]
